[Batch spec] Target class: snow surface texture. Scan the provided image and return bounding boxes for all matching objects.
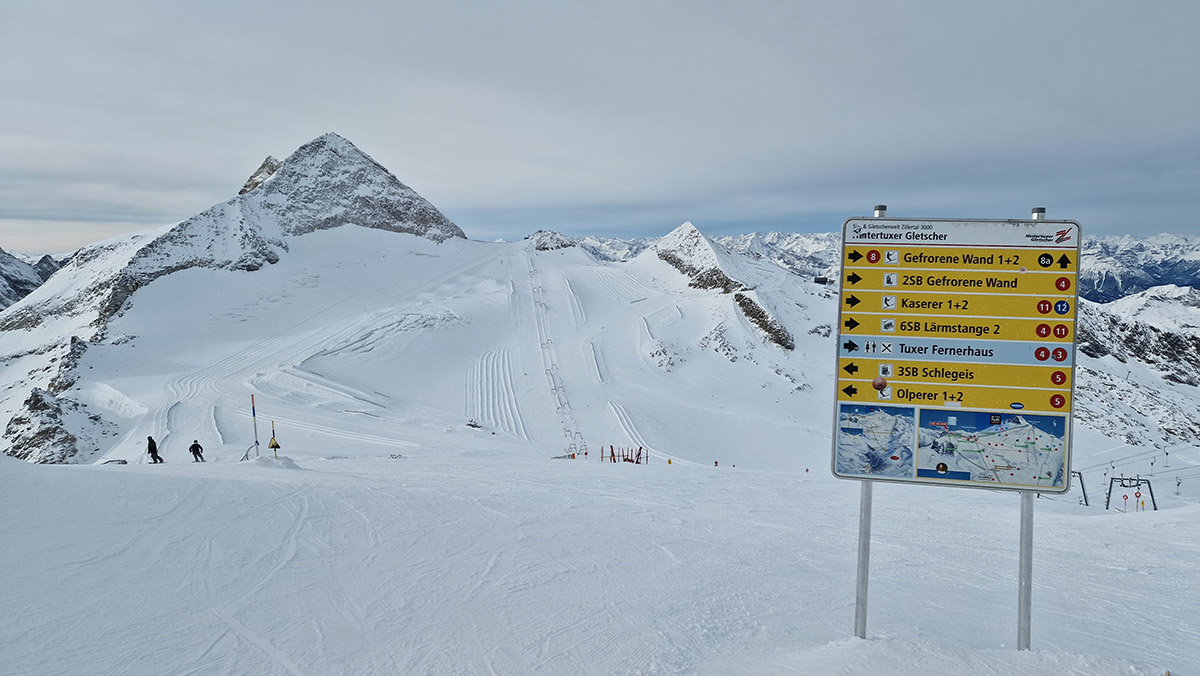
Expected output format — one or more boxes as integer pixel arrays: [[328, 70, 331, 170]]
[[2, 453, 1195, 675]]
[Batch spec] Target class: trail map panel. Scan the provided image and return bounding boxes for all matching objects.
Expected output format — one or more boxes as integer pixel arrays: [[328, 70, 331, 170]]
[[830, 218, 1081, 492]]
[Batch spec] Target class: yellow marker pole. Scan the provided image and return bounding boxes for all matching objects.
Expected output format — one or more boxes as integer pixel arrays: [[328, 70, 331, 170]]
[[268, 422, 279, 461]]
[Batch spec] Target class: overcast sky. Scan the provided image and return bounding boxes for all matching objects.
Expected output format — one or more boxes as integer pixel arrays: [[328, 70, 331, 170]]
[[2, 0, 1197, 254]]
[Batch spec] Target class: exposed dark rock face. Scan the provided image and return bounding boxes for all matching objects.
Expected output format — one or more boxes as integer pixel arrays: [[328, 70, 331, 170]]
[[248, 133, 465, 242], [239, 156, 282, 194], [1, 248, 51, 310], [655, 250, 744, 293], [3, 388, 80, 463], [1076, 299, 1200, 386], [735, 293, 794, 350]]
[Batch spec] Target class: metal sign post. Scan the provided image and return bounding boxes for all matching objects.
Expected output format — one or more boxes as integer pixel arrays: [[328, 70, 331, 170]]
[[854, 479, 873, 639], [1018, 490, 1033, 650]]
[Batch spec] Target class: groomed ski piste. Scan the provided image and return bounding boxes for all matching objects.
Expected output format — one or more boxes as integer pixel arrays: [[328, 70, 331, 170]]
[[3, 226, 1200, 674]]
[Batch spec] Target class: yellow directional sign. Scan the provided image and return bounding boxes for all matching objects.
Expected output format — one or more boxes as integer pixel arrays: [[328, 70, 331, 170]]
[[843, 268, 1076, 295], [838, 358, 1074, 390], [832, 217, 1082, 493], [843, 246, 1078, 272], [839, 314, 1074, 342], [842, 290, 1075, 320], [837, 379, 1072, 411]]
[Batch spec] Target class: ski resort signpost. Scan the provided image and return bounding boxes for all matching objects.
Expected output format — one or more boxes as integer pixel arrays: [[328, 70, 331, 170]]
[[831, 207, 1082, 651]]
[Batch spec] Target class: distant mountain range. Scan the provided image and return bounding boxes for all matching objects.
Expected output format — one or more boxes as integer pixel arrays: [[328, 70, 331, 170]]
[[6, 193, 1198, 314], [2, 133, 1198, 467]]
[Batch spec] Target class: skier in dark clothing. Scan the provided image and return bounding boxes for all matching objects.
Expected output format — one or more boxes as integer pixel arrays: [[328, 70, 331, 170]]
[[147, 436, 163, 463], [189, 440, 205, 462]]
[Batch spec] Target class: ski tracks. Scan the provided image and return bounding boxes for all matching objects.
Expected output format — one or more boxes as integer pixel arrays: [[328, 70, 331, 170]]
[[563, 277, 586, 328], [607, 401, 650, 451], [465, 349, 529, 440], [585, 341, 605, 383], [591, 267, 655, 304], [136, 246, 500, 462], [190, 484, 402, 675], [607, 401, 699, 466], [196, 488, 310, 676]]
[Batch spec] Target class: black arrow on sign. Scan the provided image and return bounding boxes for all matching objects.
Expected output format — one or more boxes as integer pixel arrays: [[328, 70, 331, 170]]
[[846, 272, 863, 285], [1057, 254, 1072, 269], [847, 250, 863, 263], [844, 317, 860, 331], [845, 295, 861, 308], [843, 363, 859, 375], [842, 385, 859, 397], [843, 340, 859, 352]]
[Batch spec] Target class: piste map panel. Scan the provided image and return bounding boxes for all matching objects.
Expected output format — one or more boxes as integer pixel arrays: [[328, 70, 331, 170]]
[[831, 218, 1081, 492]]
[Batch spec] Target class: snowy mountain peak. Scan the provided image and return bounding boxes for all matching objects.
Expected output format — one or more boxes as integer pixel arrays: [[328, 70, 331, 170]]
[[529, 230, 576, 251], [653, 222, 743, 293], [244, 133, 465, 242], [0, 133, 465, 338], [656, 222, 717, 267]]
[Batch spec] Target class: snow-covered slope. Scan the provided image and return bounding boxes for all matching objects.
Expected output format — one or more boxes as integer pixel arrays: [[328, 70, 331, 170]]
[[3, 450, 1195, 675], [1070, 286, 1200, 447], [0, 224, 834, 467]]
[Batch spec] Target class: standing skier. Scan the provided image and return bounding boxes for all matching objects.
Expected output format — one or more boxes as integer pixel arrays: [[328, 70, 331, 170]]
[[189, 440, 205, 462], [147, 436, 163, 463]]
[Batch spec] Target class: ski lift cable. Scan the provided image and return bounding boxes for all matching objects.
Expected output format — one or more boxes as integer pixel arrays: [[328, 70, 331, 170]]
[[1075, 442, 1196, 473], [1144, 464, 1200, 479], [1074, 445, 1176, 471]]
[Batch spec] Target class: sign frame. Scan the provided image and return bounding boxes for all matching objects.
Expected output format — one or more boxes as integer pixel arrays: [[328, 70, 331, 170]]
[[830, 217, 1082, 493]]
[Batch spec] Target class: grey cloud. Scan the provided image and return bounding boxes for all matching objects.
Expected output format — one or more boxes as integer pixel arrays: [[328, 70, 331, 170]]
[[1, 0, 1196, 252]]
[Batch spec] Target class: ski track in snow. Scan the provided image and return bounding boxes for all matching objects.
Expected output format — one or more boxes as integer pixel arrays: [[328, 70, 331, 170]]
[[590, 266, 655, 304], [4, 406, 1195, 676], [585, 341, 604, 383], [466, 349, 529, 440], [564, 277, 586, 328], [116, 246, 499, 462]]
